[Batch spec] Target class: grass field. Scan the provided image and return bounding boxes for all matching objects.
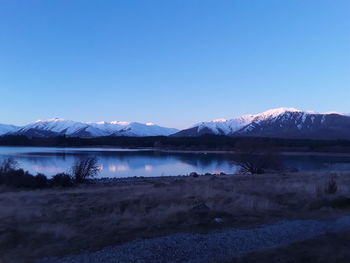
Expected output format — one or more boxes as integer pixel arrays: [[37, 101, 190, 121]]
[[1, 172, 350, 263]]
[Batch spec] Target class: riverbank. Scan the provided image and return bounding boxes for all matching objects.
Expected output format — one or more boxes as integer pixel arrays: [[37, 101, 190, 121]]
[[1, 172, 350, 262]]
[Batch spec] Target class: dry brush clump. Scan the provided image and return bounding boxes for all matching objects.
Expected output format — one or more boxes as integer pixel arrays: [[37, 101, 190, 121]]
[[233, 141, 283, 175], [71, 157, 100, 183], [325, 176, 338, 195]]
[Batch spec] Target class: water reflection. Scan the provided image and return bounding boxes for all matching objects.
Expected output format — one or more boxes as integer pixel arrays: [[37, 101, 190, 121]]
[[145, 165, 153, 172], [109, 164, 129, 172], [0, 147, 350, 178]]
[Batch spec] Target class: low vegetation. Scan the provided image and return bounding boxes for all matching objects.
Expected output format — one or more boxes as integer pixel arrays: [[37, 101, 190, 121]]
[[2, 134, 350, 152], [71, 157, 100, 183], [233, 141, 283, 174], [1, 172, 350, 262], [325, 176, 338, 195], [0, 157, 99, 189]]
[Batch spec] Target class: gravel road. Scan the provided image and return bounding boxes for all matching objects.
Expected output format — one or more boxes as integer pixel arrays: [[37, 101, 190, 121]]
[[38, 216, 350, 263]]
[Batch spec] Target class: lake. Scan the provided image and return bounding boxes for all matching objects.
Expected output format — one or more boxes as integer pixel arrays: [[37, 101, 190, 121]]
[[1, 147, 350, 178]]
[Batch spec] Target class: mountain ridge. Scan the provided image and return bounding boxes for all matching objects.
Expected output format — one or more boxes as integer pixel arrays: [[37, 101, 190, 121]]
[[172, 108, 350, 140], [1, 118, 178, 137], [2, 108, 350, 140]]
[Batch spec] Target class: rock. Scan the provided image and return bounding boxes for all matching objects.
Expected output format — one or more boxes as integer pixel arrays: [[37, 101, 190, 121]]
[[214, 218, 224, 223]]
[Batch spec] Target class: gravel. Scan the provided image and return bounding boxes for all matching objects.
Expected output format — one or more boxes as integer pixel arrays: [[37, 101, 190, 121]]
[[38, 216, 350, 263]]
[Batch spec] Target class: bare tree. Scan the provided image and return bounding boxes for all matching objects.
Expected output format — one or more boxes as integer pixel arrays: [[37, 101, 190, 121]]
[[71, 157, 100, 183], [0, 158, 18, 174], [233, 140, 282, 175]]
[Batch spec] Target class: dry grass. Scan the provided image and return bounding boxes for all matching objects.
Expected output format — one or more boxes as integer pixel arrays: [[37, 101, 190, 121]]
[[1, 172, 350, 263]]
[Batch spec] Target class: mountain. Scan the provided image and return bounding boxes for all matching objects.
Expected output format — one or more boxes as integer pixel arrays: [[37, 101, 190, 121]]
[[236, 109, 350, 140], [90, 121, 178, 137], [174, 115, 255, 137], [10, 118, 178, 138], [3, 108, 350, 140], [173, 108, 350, 140], [0, 124, 20, 136]]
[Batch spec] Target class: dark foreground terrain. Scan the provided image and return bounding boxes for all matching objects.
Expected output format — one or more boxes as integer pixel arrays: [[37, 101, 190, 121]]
[[230, 230, 350, 263], [1, 172, 350, 263], [38, 216, 350, 263]]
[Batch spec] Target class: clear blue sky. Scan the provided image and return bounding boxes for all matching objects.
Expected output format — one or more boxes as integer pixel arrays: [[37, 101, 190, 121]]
[[0, 0, 349, 129]]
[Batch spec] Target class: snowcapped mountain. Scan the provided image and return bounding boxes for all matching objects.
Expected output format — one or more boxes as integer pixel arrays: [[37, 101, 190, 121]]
[[0, 124, 20, 136], [90, 121, 178, 137], [9, 118, 178, 138], [14, 118, 91, 137], [3, 108, 350, 139], [174, 115, 256, 137], [236, 108, 350, 139], [173, 108, 350, 139]]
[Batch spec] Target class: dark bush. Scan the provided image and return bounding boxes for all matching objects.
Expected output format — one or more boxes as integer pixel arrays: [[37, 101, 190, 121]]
[[34, 173, 48, 188], [233, 141, 283, 175], [325, 177, 337, 195], [0, 159, 78, 189], [50, 173, 74, 187], [71, 157, 100, 183], [0, 158, 18, 174], [0, 169, 40, 188], [190, 172, 199, 178]]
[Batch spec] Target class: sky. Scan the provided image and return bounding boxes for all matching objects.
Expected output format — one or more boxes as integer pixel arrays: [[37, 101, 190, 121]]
[[0, 0, 349, 129]]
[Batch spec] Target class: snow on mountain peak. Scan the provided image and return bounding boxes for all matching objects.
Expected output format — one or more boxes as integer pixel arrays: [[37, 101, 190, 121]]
[[10, 118, 179, 137], [257, 107, 302, 118], [110, 121, 131, 126], [34, 118, 66, 123], [321, 111, 344, 115], [181, 107, 317, 137], [212, 119, 227, 123]]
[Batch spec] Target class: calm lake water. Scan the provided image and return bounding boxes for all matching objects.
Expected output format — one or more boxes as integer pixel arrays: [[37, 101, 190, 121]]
[[1, 147, 350, 178]]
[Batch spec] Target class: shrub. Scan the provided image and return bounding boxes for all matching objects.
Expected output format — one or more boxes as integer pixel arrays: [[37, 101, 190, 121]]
[[34, 173, 48, 188], [71, 157, 100, 183], [0, 158, 18, 174], [0, 160, 76, 189], [233, 141, 283, 175], [50, 173, 74, 187], [0, 169, 41, 188], [190, 172, 199, 178], [325, 177, 337, 195]]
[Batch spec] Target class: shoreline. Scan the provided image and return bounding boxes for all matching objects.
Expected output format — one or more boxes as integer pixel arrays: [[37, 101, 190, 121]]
[[2, 144, 350, 157]]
